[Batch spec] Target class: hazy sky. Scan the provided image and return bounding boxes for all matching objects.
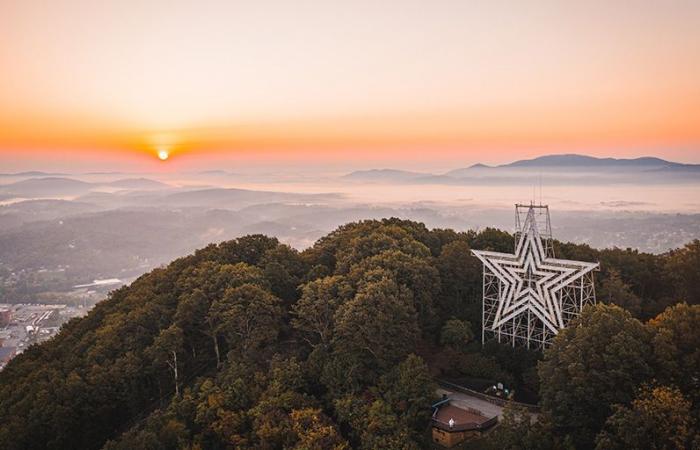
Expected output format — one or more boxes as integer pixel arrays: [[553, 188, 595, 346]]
[[1, 0, 699, 171]]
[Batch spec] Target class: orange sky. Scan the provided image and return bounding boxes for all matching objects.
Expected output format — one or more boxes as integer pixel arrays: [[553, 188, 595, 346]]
[[1, 0, 699, 171]]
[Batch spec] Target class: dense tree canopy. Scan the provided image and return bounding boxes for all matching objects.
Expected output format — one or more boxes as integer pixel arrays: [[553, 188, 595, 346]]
[[648, 303, 700, 406], [595, 385, 695, 450], [0, 220, 698, 449], [538, 304, 654, 447]]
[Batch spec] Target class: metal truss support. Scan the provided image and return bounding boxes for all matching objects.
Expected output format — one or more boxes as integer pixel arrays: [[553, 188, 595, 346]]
[[475, 205, 598, 350]]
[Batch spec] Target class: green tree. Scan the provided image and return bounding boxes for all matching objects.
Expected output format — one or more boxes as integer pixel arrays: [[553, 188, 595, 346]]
[[332, 275, 420, 385], [176, 261, 268, 299], [103, 430, 163, 450], [174, 289, 219, 364], [249, 358, 316, 449], [596, 247, 674, 318], [333, 394, 367, 442], [290, 408, 349, 450], [470, 227, 513, 253], [334, 225, 431, 274], [483, 403, 561, 450], [347, 250, 440, 329], [147, 325, 185, 396], [595, 385, 694, 450], [209, 284, 284, 357], [598, 268, 642, 316], [174, 262, 268, 367], [261, 244, 308, 303], [436, 240, 482, 323], [291, 275, 353, 348], [216, 234, 280, 266], [538, 304, 653, 448], [648, 303, 700, 404], [379, 354, 436, 430], [360, 400, 420, 450], [440, 318, 474, 351], [666, 239, 700, 303], [333, 395, 419, 450]]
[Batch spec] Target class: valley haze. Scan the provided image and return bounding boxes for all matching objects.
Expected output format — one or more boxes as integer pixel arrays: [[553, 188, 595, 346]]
[[2, 2, 700, 448], [1, 153, 699, 304]]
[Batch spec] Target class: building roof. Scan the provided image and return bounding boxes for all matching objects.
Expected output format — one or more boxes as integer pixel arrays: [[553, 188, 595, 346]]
[[432, 403, 497, 432]]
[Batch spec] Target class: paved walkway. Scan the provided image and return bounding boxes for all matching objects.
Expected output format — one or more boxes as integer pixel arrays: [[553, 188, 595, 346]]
[[436, 388, 505, 418], [436, 387, 540, 422]]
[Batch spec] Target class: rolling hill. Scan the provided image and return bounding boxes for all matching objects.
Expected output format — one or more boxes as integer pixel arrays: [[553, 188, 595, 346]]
[[0, 219, 697, 449], [344, 154, 700, 183]]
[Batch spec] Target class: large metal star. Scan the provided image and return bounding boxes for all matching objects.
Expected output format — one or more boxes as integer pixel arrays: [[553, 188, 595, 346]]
[[472, 209, 598, 334]]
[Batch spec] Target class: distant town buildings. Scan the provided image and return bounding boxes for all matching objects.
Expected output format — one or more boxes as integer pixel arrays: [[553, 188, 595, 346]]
[[0, 308, 11, 327], [0, 303, 88, 370], [73, 278, 123, 289]]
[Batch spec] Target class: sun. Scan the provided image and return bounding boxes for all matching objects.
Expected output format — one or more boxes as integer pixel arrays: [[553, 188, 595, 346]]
[[157, 149, 169, 161]]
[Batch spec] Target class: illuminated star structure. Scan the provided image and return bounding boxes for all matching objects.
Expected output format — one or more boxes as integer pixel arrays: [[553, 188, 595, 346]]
[[471, 205, 598, 349]]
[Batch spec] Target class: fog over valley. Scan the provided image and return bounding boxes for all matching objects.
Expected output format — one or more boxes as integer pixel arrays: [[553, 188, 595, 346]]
[[0, 154, 698, 305]]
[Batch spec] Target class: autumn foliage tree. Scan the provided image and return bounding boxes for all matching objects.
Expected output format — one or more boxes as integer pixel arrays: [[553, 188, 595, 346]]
[[595, 385, 695, 450], [538, 304, 654, 447], [0, 220, 698, 450]]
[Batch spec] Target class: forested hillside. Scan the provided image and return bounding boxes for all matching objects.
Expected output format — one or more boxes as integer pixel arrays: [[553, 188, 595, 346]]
[[0, 219, 698, 449]]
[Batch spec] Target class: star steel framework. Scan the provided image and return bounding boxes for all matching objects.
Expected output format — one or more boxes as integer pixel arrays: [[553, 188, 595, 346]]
[[472, 204, 598, 349]]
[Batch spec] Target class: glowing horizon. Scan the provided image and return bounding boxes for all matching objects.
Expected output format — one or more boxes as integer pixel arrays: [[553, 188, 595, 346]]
[[1, 1, 699, 171]]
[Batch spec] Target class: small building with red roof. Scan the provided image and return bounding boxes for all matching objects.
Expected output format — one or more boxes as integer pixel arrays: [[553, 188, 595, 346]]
[[431, 398, 498, 447]]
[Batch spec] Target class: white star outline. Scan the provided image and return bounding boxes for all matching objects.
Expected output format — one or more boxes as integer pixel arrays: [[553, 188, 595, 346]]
[[472, 209, 599, 334]]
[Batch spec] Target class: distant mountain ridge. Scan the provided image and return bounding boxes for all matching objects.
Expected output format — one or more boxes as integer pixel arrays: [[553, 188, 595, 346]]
[[506, 154, 675, 167], [0, 171, 67, 177], [0, 176, 171, 198], [447, 154, 699, 175], [0, 177, 92, 196], [104, 178, 170, 189], [345, 154, 700, 183], [342, 168, 429, 181]]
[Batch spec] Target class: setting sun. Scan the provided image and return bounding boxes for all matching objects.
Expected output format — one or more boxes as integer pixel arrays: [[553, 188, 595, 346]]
[[157, 149, 169, 161]]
